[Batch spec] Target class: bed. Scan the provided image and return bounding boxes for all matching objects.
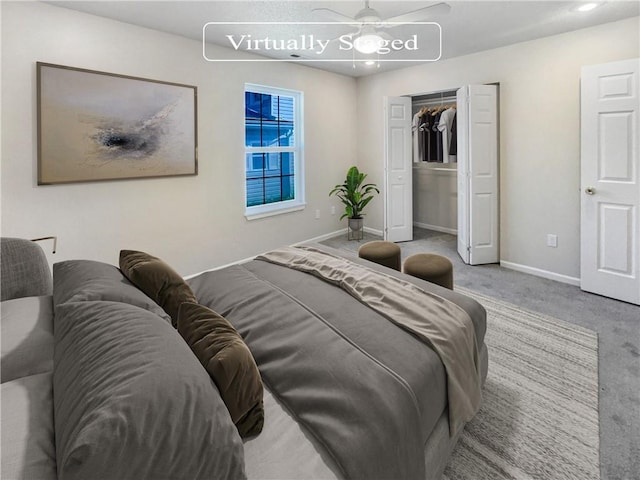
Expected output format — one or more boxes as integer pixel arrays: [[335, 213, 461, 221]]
[[1, 238, 487, 480], [188, 243, 489, 479]]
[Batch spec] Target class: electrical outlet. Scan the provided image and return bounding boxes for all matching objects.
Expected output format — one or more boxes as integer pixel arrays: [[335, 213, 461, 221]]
[[315, 209, 320, 220], [331, 206, 336, 215], [547, 234, 558, 248]]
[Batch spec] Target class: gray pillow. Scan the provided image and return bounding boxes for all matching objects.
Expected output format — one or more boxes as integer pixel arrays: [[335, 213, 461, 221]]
[[53, 300, 246, 480], [1, 295, 53, 383], [53, 259, 171, 323], [1, 237, 52, 302]]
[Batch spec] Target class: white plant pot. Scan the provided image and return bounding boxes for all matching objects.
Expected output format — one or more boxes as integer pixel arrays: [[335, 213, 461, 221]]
[[348, 217, 363, 232]]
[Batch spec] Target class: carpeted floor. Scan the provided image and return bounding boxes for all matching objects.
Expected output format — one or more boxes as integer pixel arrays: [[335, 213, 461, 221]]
[[443, 288, 599, 480], [320, 227, 640, 480]]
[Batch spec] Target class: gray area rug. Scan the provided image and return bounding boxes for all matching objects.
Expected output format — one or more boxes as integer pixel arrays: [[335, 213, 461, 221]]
[[444, 288, 600, 480]]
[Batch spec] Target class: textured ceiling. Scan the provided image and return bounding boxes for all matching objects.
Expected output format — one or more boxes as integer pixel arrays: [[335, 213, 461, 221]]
[[48, 1, 640, 76]]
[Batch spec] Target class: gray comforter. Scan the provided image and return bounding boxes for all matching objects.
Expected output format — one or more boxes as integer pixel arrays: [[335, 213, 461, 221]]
[[189, 247, 486, 480]]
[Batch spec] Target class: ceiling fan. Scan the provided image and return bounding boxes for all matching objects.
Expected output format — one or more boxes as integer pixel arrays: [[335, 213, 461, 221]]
[[312, 1, 451, 54]]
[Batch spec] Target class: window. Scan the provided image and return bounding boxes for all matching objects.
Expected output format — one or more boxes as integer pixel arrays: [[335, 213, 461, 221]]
[[244, 84, 304, 219]]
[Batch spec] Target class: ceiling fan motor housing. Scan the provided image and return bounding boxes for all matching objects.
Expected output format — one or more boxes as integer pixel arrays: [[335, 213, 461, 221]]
[[355, 6, 381, 25]]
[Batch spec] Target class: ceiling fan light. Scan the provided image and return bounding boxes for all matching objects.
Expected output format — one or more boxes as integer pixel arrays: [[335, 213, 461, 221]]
[[354, 33, 383, 54]]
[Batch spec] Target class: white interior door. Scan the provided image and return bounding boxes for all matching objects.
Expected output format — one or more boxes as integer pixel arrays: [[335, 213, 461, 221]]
[[384, 96, 413, 243], [581, 58, 640, 305], [457, 85, 499, 265]]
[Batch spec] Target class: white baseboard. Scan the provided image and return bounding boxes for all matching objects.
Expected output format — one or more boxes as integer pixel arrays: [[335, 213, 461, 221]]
[[363, 226, 384, 237], [413, 222, 457, 235], [500, 261, 581, 286], [301, 226, 383, 241], [298, 226, 384, 241], [293, 229, 347, 245]]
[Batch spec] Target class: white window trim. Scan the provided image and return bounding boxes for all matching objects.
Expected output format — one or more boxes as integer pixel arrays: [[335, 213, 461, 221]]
[[244, 83, 305, 220]]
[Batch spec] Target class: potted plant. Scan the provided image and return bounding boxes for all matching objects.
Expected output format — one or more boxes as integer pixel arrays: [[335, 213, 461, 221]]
[[329, 166, 379, 237]]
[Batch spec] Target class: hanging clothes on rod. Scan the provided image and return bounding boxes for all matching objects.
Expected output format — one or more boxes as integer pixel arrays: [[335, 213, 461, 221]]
[[438, 105, 457, 163], [412, 103, 457, 163]]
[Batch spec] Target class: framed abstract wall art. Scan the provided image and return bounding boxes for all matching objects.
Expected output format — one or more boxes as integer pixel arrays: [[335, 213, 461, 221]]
[[37, 62, 197, 184]]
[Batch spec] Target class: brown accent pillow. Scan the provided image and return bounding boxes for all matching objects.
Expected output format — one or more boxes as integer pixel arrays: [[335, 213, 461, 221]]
[[177, 301, 264, 438], [119, 250, 197, 327]]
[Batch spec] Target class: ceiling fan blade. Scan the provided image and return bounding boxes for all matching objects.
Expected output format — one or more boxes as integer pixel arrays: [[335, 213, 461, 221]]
[[311, 8, 360, 26], [383, 2, 451, 26]]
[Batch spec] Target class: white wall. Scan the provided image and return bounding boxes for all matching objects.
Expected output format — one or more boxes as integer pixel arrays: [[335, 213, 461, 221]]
[[356, 17, 639, 281], [0, 1, 357, 275], [413, 165, 457, 234]]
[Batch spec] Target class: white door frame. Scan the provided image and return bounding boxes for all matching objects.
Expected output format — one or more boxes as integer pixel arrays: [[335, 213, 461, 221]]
[[383, 86, 499, 256]]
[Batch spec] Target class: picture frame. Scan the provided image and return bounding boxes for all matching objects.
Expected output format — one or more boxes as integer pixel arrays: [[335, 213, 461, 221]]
[[37, 62, 197, 185]]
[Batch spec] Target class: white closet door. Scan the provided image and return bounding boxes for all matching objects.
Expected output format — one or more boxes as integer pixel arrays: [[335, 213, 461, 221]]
[[384, 96, 413, 243], [581, 58, 640, 305], [457, 87, 470, 263], [457, 85, 499, 265]]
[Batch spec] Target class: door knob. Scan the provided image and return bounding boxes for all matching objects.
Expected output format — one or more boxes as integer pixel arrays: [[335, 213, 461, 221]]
[[585, 186, 596, 195]]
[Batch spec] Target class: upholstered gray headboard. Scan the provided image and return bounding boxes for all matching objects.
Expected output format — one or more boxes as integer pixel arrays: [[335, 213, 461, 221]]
[[1, 237, 52, 301]]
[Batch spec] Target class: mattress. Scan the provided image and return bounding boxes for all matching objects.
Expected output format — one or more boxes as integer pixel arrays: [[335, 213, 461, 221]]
[[188, 244, 488, 479]]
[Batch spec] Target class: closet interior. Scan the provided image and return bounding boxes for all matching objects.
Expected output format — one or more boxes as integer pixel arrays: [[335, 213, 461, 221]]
[[411, 89, 459, 235]]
